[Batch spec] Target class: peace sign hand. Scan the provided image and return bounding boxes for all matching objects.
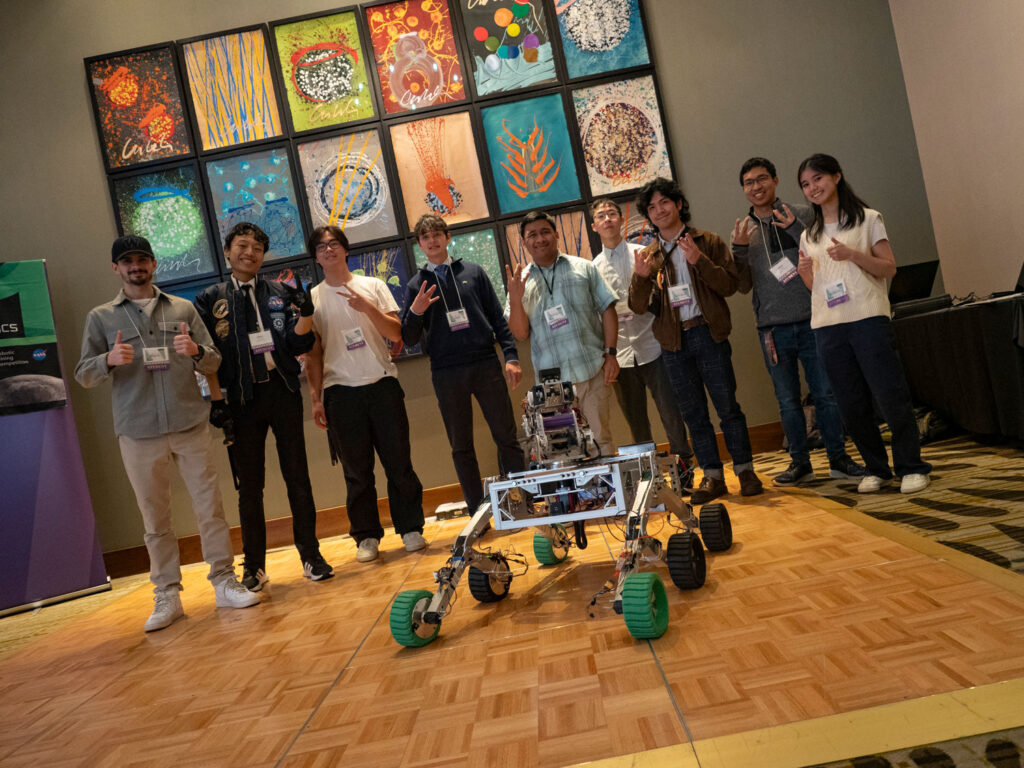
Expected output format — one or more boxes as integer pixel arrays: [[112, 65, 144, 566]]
[[732, 217, 754, 246], [505, 263, 526, 302], [772, 204, 796, 229], [410, 281, 440, 314]]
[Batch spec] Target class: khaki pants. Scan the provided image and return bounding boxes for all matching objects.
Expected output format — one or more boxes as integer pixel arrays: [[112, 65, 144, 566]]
[[119, 421, 235, 593], [575, 369, 614, 457]]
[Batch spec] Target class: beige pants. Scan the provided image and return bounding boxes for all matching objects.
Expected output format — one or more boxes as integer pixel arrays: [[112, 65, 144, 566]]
[[575, 369, 614, 457], [119, 421, 235, 593]]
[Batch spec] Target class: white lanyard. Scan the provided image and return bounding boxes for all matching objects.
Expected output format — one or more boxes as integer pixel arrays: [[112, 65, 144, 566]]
[[121, 298, 166, 350]]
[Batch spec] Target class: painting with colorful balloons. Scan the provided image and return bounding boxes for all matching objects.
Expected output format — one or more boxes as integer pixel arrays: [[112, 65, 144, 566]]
[[365, 0, 466, 115], [459, 0, 557, 97], [86, 45, 193, 171], [272, 11, 376, 133], [110, 163, 216, 283]]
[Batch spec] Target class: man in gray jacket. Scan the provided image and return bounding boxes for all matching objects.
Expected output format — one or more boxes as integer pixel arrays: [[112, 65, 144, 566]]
[[732, 157, 865, 485], [75, 235, 259, 632]]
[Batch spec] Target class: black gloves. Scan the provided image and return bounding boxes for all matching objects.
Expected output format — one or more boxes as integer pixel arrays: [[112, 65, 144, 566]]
[[209, 400, 235, 446], [293, 287, 315, 317]]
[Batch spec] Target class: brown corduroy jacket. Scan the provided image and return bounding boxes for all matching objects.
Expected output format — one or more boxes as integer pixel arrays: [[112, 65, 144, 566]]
[[627, 227, 739, 348]]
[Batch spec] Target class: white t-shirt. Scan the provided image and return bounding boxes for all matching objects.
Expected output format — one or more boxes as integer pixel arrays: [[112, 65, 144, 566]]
[[311, 274, 399, 387], [800, 209, 890, 328]]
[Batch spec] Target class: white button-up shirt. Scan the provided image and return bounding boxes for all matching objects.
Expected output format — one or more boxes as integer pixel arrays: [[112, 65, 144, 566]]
[[592, 239, 662, 368]]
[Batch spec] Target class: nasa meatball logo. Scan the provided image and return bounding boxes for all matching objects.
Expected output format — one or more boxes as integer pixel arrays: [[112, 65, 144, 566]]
[[268, 296, 285, 311], [0, 293, 25, 339], [33, 348, 47, 361]]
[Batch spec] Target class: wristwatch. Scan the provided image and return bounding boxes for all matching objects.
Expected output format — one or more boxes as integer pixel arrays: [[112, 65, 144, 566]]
[[604, 347, 617, 357], [191, 346, 205, 362]]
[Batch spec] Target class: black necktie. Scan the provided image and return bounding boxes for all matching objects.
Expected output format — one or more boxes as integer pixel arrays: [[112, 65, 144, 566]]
[[242, 285, 269, 383]]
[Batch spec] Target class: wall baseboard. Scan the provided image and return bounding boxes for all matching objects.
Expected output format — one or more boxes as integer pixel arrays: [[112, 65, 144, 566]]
[[102, 422, 785, 579]]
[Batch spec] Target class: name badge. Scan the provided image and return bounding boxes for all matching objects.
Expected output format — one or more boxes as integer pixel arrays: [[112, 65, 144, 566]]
[[143, 346, 170, 371], [248, 329, 274, 354], [446, 308, 469, 331], [825, 279, 850, 307], [344, 327, 367, 350], [770, 257, 799, 285], [544, 304, 569, 330], [669, 283, 693, 308]]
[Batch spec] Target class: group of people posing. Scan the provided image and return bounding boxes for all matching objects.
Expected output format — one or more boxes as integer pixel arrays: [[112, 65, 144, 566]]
[[75, 153, 930, 633]]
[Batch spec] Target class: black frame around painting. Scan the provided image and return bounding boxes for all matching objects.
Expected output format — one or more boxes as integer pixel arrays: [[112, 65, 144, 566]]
[[87, 0, 672, 315]]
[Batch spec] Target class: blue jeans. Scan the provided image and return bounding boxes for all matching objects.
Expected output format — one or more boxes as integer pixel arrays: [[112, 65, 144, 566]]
[[814, 316, 931, 478], [759, 320, 846, 464], [661, 324, 752, 474]]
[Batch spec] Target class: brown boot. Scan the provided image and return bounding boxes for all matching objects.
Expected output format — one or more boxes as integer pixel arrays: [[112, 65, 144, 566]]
[[690, 475, 727, 505], [738, 469, 764, 497]]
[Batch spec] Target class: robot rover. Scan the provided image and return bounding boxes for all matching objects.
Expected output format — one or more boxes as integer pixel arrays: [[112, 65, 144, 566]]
[[389, 368, 733, 647]]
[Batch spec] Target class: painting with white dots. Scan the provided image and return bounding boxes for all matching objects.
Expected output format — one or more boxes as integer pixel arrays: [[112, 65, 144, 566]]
[[556, 0, 650, 79]]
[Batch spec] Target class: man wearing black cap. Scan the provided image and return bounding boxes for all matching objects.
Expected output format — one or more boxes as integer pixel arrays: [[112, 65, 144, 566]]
[[75, 235, 260, 632], [195, 222, 332, 591]]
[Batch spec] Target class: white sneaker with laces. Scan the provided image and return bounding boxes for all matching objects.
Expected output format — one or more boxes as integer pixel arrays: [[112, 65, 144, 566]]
[[356, 538, 380, 563], [214, 577, 261, 608], [144, 589, 184, 632], [901, 473, 930, 494], [857, 475, 888, 494], [402, 531, 428, 552]]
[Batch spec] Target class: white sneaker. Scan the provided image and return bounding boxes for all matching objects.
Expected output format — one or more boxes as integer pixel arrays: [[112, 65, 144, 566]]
[[901, 473, 930, 494], [356, 538, 380, 563], [402, 531, 428, 552], [144, 589, 184, 632], [857, 475, 888, 493], [214, 577, 261, 608]]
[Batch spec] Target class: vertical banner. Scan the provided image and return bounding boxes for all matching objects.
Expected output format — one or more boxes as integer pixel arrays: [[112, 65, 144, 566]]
[[0, 260, 108, 615]]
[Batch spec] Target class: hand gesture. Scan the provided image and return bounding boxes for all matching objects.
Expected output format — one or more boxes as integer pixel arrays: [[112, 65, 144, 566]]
[[173, 321, 199, 356], [679, 232, 703, 265], [772, 204, 796, 229], [410, 281, 440, 314], [797, 249, 814, 280], [292, 288, 315, 317], [633, 247, 656, 278], [106, 329, 134, 367], [505, 360, 522, 389], [826, 237, 857, 262], [336, 284, 372, 314], [505, 263, 526, 303], [731, 217, 753, 246], [602, 353, 619, 384], [312, 401, 328, 430]]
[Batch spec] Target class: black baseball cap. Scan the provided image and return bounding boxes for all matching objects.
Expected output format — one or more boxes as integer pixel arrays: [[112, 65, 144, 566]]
[[111, 235, 155, 262]]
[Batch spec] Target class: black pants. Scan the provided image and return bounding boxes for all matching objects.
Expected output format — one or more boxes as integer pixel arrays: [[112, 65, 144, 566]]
[[432, 357, 526, 512], [229, 375, 319, 570], [323, 376, 424, 543], [614, 354, 694, 460]]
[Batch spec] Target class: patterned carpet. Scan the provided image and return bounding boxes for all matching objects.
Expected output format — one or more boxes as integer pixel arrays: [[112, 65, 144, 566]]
[[810, 727, 1024, 768], [758, 436, 1024, 576]]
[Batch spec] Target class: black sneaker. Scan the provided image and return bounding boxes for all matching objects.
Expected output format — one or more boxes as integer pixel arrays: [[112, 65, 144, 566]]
[[829, 454, 868, 479], [303, 555, 334, 582], [241, 566, 269, 592], [773, 461, 814, 486]]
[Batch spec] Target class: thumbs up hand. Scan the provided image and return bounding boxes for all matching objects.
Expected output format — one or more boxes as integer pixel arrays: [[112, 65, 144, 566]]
[[173, 321, 199, 356], [106, 329, 134, 367]]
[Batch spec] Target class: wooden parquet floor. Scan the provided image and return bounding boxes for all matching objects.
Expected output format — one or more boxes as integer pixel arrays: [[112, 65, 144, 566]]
[[3, 470, 1024, 767]]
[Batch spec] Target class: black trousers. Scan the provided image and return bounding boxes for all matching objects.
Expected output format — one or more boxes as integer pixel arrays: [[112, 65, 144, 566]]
[[229, 375, 319, 570], [431, 357, 526, 513], [323, 376, 424, 543], [614, 355, 694, 460]]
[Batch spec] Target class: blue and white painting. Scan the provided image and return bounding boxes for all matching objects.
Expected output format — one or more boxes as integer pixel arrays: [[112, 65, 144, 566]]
[[556, 0, 650, 79]]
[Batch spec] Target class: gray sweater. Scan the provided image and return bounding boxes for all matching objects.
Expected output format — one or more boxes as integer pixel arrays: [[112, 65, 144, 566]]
[[734, 200, 813, 328]]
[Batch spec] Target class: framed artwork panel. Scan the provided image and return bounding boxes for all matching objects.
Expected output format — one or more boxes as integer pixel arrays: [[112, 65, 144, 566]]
[[272, 10, 376, 132], [481, 92, 581, 215], [86, 44, 193, 171], [261, 260, 318, 291], [389, 111, 489, 228], [556, 0, 650, 80], [204, 145, 307, 263], [504, 208, 592, 267], [110, 162, 218, 284], [571, 75, 670, 196], [348, 244, 421, 358], [296, 128, 399, 244], [412, 225, 504, 291], [182, 28, 284, 151], [457, 0, 557, 97], [364, 0, 467, 115]]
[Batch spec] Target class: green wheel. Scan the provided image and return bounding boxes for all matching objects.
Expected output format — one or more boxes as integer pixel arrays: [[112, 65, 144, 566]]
[[390, 589, 440, 647], [699, 503, 733, 552], [533, 523, 569, 565], [621, 572, 669, 640]]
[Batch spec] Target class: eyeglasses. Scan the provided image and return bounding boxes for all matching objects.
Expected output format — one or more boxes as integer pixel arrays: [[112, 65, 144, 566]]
[[315, 239, 344, 254], [593, 209, 620, 222], [742, 174, 773, 189]]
